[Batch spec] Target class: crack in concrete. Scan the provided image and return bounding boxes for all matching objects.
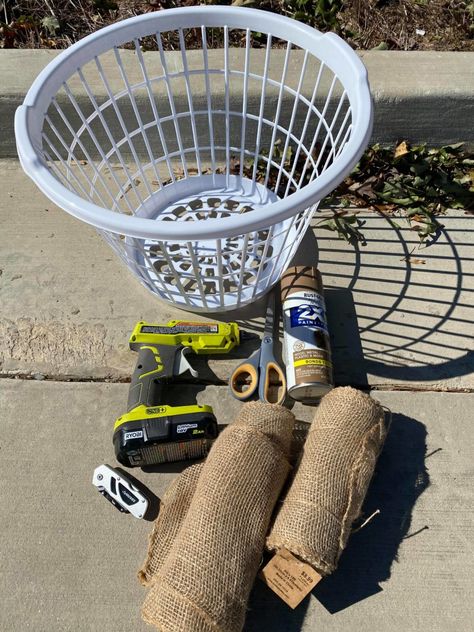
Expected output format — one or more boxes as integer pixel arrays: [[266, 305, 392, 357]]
[[1, 372, 472, 393]]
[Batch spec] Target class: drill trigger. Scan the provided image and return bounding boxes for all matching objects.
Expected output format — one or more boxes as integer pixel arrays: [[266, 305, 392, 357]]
[[176, 347, 199, 378]]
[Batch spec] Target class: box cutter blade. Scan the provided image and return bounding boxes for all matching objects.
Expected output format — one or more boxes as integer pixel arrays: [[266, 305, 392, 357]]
[[92, 464, 149, 519]]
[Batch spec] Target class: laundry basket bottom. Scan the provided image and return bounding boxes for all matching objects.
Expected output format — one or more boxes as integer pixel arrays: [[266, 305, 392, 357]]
[[118, 175, 298, 311]]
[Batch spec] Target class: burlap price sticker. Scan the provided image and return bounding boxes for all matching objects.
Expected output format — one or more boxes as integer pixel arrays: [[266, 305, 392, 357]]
[[260, 548, 322, 609]]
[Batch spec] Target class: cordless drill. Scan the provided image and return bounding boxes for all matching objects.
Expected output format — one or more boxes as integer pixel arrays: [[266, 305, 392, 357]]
[[113, 320, 241, 467]]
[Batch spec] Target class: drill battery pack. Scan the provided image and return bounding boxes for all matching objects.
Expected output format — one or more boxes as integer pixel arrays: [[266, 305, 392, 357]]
[[113, 404, 218, 467]]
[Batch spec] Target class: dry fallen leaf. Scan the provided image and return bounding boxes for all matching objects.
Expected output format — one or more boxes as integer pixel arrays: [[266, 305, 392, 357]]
[[119, 178, 141, 198], [374, 203, 397, 214], [349, 175, 378, 200], [40, 37, 58, 48], [403, 256, 426, 265], [394, 141, 409, 158]]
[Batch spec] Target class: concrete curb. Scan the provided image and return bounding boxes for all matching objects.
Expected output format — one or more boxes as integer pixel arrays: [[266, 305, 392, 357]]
[[2, 49, 473, 157]]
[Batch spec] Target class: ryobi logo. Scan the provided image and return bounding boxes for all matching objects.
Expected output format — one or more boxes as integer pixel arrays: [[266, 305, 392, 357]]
[[124, 430, 144, 441]]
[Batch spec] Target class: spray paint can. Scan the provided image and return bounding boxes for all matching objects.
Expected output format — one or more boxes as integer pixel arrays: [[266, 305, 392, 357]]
[[280, 266, 333, 403]]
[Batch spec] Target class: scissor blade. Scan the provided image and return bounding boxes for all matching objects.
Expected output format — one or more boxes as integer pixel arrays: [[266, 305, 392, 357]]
[[263, 291, 276, 339]]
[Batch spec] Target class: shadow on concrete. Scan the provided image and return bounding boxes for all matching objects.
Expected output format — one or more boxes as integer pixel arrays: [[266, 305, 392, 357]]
[[316, 214, 473, 384], [245, 558, 310, 632], [314, 412, 430, 613], [325, 287, 368, 387], [206, 213, 472, 385]]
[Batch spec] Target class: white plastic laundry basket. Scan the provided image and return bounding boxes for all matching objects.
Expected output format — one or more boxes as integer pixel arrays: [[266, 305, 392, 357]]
[[15, 6, 372, 312]]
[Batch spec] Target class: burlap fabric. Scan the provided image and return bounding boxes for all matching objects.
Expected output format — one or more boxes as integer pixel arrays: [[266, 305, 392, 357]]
[[266, 387, 387, 575], [138, 462, 204, 587], [141, 401, 295, 632]]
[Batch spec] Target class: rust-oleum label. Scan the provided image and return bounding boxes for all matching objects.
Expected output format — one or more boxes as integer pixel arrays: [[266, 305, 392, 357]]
[[282, 289, 334, 402], [289, 292, 328, 333]]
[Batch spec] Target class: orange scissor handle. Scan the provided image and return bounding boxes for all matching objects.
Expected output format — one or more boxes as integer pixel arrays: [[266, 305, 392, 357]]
[[229, 362, 259, 400], [260, 360, 287, 406]]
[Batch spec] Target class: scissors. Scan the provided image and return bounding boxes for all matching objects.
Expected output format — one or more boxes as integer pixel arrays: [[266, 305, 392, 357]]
[[230, 291, 286, 405]]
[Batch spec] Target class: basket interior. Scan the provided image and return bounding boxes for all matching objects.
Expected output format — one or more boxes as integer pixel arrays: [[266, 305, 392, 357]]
[[40, 24, 353, 222]]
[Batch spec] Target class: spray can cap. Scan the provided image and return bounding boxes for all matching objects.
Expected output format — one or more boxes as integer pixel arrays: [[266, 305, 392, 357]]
[[280, 266, 323, 302]]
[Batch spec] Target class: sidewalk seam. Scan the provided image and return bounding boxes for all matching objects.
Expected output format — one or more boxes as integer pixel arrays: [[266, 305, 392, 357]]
[[1, 373, 472, 393]]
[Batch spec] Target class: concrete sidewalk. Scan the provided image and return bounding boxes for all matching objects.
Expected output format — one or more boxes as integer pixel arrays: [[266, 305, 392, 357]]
[[1, 381, 473, 632], [1, 156, 474, 631]]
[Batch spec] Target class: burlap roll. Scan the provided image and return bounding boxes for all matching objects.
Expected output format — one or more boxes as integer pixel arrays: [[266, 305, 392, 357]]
[[138, 462, 204, 587], [266, 387, 388, 575], [142, 402, 295, 632]]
